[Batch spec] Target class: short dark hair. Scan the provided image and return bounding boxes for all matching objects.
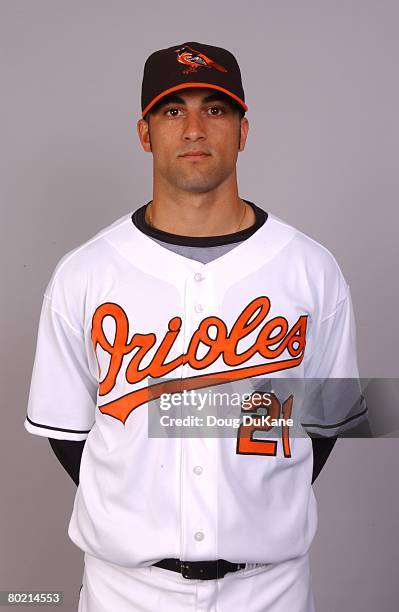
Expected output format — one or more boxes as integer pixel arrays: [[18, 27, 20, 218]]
[[144, 91, 245, 122]]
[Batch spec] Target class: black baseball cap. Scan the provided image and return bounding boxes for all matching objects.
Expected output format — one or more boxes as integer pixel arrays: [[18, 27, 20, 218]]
[[141, 42, 248, 119]]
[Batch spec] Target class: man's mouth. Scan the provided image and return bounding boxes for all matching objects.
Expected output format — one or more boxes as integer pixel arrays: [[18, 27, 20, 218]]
[[180, 151, 211, 160]]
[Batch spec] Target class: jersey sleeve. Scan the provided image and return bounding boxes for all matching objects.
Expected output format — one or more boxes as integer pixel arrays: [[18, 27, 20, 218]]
[[301, 285, 368, 437], [24, 293, 98, 441]]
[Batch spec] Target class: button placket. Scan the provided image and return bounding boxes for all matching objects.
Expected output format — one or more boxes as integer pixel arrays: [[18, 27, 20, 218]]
[[194, 531, 205, 542], [180, 269, 219, 561], [192, 270, 206, 316]]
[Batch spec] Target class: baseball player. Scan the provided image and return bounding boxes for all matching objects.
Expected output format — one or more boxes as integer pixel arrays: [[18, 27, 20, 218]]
[[24, 42, 368, 611]]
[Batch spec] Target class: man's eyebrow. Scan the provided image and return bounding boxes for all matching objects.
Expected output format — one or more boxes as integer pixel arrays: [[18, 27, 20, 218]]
[[154, 92, 231, 110]]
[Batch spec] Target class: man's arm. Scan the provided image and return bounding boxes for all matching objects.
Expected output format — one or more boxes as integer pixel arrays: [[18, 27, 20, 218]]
[[311, 435, 338, 484], [48, 438, 85, 486]]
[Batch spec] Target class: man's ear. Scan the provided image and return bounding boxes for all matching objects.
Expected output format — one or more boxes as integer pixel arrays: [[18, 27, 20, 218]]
[[238, 117, 249, 152], [137, 117, 152, 152]]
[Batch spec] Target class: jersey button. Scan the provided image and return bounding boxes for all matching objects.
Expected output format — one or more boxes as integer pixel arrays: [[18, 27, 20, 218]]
[[193, 465, 203, 475], [194, 304, 204, 313], [194, 272, 204, 282], [194, 531, 204, 542]]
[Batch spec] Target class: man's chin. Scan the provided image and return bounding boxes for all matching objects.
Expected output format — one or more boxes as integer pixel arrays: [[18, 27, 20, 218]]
[[177, 183, 216, 193], [170, 173, 227, 194]]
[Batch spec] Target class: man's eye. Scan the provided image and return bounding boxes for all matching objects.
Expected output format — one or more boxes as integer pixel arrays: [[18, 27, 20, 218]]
[[208, 106, 224, 116], [163, 106, 225, 117], [164, 108, 182, 117]]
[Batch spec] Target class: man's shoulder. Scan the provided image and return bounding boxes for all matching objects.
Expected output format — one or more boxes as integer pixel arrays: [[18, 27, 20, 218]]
[[268, 212, 339, 261], [268, 212, 346, 274], [43, 211, 132, 299], [266, 212, 350, 303]]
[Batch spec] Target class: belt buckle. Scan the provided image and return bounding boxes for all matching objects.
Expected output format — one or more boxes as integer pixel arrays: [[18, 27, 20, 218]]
[[180, 560, 193, 579], [180, 560, 212, 580], [180, 559, 246, 580]]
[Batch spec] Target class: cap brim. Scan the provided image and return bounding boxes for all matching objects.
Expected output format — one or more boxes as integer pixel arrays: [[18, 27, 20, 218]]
[[142, 82, 248, 118]]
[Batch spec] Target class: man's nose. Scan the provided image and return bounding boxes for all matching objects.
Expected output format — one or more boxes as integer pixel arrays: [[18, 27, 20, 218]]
[[182, 111, 206, 141]]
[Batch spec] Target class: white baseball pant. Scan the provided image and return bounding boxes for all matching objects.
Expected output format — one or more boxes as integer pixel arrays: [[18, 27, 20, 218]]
[[77, 551, 316, 611]]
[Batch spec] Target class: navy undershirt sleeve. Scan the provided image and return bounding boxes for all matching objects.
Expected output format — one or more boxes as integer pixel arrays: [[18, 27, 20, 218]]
[[311, 436, 338, 484], [48, 438, 85, 486]]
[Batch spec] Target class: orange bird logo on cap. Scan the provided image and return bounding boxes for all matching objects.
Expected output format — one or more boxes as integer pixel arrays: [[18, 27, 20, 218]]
[[175, 45, 228, 74]]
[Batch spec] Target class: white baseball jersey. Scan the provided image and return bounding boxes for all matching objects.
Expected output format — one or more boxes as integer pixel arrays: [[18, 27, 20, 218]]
[[24, 209, 367, 568]]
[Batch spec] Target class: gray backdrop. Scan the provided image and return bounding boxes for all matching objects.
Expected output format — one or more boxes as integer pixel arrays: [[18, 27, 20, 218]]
[[1, 1, 398, 610]]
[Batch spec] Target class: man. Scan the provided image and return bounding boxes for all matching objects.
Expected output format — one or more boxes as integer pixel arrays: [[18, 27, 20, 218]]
[[24, 42, 367, 611]]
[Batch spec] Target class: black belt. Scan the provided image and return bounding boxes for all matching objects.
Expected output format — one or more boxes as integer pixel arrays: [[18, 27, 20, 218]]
[[153, 558, 246, 580]]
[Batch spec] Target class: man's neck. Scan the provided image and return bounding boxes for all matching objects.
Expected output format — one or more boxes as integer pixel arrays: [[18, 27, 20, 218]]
[[147, 188, 256, 237]]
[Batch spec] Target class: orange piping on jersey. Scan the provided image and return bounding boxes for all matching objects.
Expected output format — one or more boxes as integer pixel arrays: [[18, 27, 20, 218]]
[[281, 395, 294, 458]]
